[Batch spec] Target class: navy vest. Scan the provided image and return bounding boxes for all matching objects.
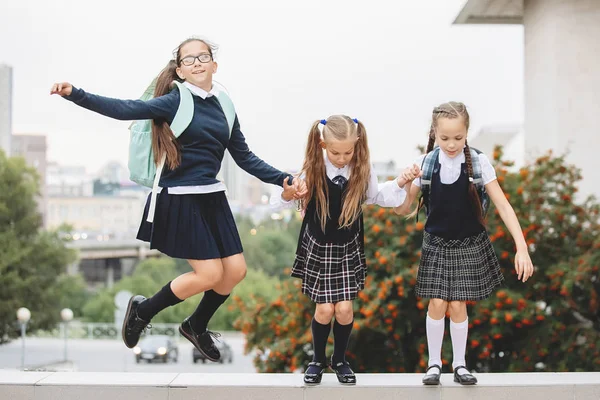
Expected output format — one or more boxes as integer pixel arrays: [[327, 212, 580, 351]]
[[300, 176, 364, 245], [424, 160, 486, 240]]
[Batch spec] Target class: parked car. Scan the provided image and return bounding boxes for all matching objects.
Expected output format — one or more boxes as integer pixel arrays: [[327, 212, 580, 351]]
[[133, 335, 178, 363], [193, 340, 233, 364]]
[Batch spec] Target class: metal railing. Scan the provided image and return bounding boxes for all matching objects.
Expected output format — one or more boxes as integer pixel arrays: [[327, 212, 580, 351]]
[[32, 322, 181, 340]]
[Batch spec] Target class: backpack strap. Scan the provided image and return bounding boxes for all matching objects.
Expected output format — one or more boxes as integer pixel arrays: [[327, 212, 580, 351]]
[[469, 147, 483, 189], [216, 90, 236, 136], [170, 81, 194, 137], [420, 147, 440, 190], [147, 82, 194, 223], [468, 146, 491, 215]]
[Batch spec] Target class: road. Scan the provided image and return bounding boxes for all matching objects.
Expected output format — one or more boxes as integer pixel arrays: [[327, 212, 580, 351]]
[[0, 333, 257, 373]]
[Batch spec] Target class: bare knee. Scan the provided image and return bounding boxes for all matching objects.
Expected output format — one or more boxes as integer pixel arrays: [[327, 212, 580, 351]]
[[229, 263, 247, 285], [428, 298, 448, 319], [315, 303, 335, 324], [448, 301, 467, 322], [334, 302, 354, 325], [200, 264, 224, 288]]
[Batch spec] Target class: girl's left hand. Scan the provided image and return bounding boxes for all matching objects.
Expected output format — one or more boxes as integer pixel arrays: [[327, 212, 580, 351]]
[[281, 178, 297, 201], [514, 250, 534, 282], [397, 164, 422, 188], [292, 177, 308, 199]]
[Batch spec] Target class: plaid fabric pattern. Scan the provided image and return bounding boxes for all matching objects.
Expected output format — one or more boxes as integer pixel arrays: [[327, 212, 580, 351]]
[[419, 147, 442, 188], [291, 228, 366, 304], [416, 231, 504, 301]]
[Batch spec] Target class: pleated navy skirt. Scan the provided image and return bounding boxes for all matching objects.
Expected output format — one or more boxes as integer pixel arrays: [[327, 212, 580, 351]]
[[137, 190, 243, 260]]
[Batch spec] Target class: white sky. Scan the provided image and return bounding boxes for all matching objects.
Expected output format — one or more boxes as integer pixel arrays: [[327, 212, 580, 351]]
[[0, 0, 524, 175]]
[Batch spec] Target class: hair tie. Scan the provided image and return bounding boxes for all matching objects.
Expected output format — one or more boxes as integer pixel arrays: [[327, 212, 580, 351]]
[[468, 177, 474, 183], [320, 119, 327, 125], [353, 118, 358, 124]]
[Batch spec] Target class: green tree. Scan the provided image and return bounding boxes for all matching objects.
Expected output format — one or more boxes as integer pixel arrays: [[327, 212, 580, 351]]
[[0, 151, 76, 343], [234, 148, 600, 373], [236, 214, 302, 278], [54, 274, 91, 318]]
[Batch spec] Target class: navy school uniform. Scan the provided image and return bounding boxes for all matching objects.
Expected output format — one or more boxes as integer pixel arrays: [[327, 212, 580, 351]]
[[274, 156, 407, 304], [65, 82, 291, 260], [413, 150, 504, 301], [292, 176, 366, 304]]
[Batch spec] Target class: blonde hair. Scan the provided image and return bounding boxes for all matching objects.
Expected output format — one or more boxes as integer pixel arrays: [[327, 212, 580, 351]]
[[300, 115, 371, 232]]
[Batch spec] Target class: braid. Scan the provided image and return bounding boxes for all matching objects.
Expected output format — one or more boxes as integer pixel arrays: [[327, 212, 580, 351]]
[[464, 141, 485, 225], [426, 124, 436, 154]]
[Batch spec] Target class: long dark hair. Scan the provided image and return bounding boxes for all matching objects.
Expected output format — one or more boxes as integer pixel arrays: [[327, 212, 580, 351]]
[[151, 38, 216, 170]]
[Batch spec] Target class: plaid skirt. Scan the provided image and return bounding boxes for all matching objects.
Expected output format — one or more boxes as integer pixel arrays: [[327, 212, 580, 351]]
[[291, 228, 366, 304], [416, 231, 504, 301]]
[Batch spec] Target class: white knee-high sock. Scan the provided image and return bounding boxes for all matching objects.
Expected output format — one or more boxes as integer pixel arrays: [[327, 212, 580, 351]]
[[450, 317, 469, 374], [426, 313, 445, 374]]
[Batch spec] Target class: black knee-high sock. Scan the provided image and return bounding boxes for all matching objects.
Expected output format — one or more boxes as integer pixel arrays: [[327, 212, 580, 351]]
[[332, 319, 353, 363], [311, 318, 331, 362], [189, 290, 230, 333], [137, 281, 183, 321]]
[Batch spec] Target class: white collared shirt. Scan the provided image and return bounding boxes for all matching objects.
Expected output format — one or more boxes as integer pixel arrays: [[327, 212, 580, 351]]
[[270, 154, 407, 208], [182, 81, 220, 99], [412, 149, 497, 188]]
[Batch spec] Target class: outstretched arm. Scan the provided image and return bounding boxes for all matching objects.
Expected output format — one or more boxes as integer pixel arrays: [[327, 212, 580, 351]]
[[394, 182, 420, 215], [227, 116, 292, 187], [50, 82, 177, 121]]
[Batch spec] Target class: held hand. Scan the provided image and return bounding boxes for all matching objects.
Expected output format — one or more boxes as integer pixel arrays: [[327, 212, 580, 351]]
[[281, 177, 297, 202], [292, 177, 308, 199], [50, 82, 73, 97], [397, 164, 422, 188], [514, 250, 534, 282]]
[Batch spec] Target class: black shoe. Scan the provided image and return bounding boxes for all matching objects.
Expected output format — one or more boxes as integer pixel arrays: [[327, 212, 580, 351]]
[[179, 317, 221, 362], [121, 295, 151, 348], [422, 364, 442, 385], [330, 357, 357, 385], [304, 361, 327, 385], [453, 366, 478, 385]]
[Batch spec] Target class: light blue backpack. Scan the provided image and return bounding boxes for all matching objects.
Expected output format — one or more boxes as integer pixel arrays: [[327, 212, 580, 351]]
[[128, 80, 236, 222]]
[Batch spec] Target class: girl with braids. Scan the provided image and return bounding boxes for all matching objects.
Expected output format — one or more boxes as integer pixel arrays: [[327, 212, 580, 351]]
[[394, 102, 534, 386], [272, 115, 419, 385], [51, 37, 306, 361]]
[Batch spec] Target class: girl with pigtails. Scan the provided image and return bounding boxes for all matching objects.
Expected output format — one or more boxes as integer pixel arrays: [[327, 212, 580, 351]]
[[394, 102, 534, 385], [272, 115, 420, 385]]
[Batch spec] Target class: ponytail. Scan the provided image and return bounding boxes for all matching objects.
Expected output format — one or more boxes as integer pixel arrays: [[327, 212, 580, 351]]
[[151, 60, 182, 170]]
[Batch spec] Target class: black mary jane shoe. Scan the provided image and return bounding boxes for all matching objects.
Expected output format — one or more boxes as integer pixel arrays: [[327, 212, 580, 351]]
[[330, 358, 357, 385], [304, 361, 327, 385], [422, 364, 442, 385], [453, 366, 478, 385]]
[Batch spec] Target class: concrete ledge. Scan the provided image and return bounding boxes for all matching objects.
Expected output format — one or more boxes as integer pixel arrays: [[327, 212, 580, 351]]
[[1, 371, 599, 400]]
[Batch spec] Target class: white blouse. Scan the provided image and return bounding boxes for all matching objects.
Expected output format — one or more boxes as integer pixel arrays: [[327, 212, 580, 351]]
[[412, 150, 497, 188], [271, 155, 407, 208]]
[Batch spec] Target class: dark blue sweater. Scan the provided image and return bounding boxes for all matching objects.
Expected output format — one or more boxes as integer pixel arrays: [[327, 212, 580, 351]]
[[65, 87, 291, 188]]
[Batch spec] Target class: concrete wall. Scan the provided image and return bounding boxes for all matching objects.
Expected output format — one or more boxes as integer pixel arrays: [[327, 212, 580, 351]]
[[1, 371, 600, 400], [524, 0, 600, 199]]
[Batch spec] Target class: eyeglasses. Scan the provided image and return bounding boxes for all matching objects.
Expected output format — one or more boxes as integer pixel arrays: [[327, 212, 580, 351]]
[[180, 53, 212, 66]]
